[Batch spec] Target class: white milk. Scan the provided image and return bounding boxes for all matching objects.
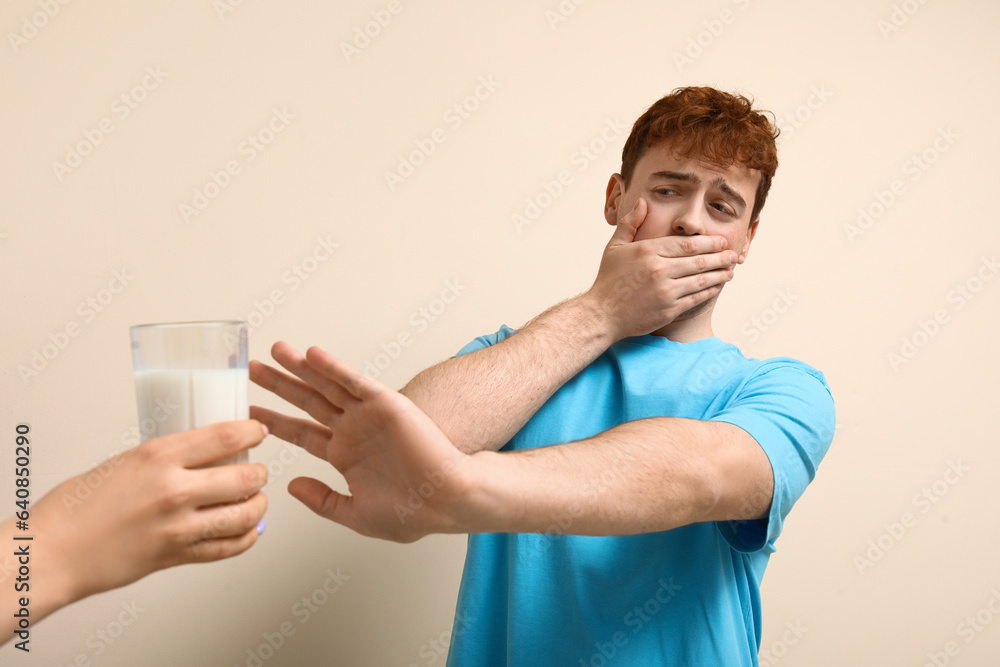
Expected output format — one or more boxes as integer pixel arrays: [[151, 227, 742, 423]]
[[134, 368, 249, 465]]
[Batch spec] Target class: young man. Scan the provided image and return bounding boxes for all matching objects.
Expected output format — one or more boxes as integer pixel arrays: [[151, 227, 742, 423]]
[[251, 87, 835, 665]]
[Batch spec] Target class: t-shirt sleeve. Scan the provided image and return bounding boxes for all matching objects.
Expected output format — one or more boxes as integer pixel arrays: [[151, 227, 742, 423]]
[[709, 359, 836, 554], [454, 324, 517, 357]]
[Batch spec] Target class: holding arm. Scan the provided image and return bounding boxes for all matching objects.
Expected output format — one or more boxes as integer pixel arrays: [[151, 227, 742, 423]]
[[2, 421, 268, 645]]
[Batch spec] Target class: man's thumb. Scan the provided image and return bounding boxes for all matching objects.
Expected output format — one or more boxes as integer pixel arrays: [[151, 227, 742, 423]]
[[608, 198, 646, 246]]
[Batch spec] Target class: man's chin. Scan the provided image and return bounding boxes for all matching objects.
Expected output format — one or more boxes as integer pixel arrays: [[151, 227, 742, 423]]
[[675, 298, 714, 322]]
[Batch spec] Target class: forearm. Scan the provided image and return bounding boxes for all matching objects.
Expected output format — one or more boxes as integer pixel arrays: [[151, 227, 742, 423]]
[[400, 292, 617, 454], [3, 422, 267, 645], [461, 418, 772, 536], [1, 509, 78, 646]]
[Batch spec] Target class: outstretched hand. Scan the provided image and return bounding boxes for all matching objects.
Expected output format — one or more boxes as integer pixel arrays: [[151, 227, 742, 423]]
[[250, 343, 476, 542]]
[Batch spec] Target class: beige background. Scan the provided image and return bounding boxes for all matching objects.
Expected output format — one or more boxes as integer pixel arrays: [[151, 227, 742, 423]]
[[2, 1, 998, 665]]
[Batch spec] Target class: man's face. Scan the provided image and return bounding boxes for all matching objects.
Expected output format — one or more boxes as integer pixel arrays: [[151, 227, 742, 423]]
[[604, 142, 761, 263]]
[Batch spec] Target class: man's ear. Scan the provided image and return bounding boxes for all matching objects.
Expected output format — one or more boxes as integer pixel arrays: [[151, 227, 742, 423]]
[[738, 218, 760, 264], [604, 174, 625, 226]]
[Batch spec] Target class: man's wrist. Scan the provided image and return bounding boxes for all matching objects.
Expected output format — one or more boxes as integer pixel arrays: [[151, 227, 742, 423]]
[[458, 450, 523, 535], [555, 290, 621, 349]]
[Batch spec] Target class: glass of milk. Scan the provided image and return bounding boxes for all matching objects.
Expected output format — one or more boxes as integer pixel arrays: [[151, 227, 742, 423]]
[[130, 321, 249, 465]]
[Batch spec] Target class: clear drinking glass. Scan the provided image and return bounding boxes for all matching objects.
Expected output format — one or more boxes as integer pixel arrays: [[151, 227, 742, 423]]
[[130, 321, 249, 465]]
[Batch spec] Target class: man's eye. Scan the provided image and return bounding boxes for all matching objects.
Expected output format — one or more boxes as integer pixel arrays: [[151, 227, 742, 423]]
[[654, 188, 676, 196], [711, 203, 735, 217]]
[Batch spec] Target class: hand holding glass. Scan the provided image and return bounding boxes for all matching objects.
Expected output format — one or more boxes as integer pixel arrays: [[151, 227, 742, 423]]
[[130, 321, 250, 465]]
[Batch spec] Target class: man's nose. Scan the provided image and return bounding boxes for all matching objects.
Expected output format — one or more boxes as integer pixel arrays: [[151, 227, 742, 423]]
[[670, 200, 707, 236]]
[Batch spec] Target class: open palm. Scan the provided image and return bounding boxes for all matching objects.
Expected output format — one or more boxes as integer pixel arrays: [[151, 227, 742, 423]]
[[250, 342, 472, 542]]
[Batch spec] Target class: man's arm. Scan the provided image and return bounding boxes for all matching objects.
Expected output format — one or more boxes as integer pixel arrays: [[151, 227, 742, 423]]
[[397, 296, 613, 454], [395, 198, 738, 454], [468, 418, 772, 536], [249, 345, 771, 542]]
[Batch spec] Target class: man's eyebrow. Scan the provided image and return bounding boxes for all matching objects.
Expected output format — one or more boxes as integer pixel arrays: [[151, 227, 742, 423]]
[[650, 170, 698, 182], [714, 178, 747, 212]]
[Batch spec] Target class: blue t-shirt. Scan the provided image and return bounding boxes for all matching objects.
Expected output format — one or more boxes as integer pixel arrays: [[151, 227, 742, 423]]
[[445, 326, 835, 667]]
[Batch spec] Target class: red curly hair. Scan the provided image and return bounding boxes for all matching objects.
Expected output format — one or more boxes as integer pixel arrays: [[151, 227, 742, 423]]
[[620, 87, 780, 224]]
